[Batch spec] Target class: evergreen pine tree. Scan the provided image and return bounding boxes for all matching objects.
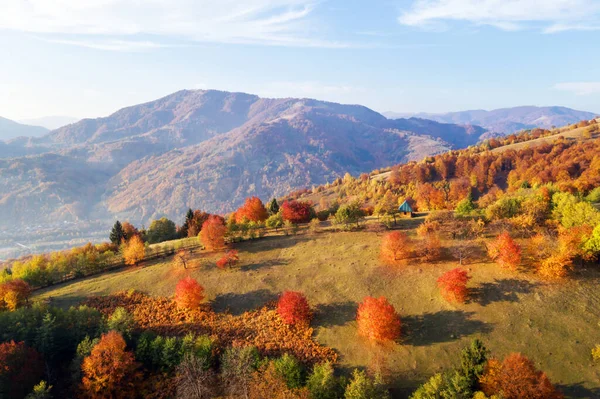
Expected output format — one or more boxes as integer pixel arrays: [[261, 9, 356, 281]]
[[181, 208, 194, 238], [268, 198, 280, 215], [110, 221, 125, 245]]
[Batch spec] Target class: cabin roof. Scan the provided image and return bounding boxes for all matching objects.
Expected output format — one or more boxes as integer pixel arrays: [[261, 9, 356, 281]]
[[398, 200, 413, 213]]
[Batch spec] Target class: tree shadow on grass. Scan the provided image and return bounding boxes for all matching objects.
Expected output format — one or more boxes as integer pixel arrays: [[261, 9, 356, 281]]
[[555, 382, 600, 398], [313, 301, 357, 327], [470, 278, 539, 306], [402, 310, 492, 346], [211, 289, 278, 315], [241, 258, 289, 272]]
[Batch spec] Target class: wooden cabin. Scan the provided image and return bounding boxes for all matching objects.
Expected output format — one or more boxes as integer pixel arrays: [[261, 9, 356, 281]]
[[398, 200, 414, 218]]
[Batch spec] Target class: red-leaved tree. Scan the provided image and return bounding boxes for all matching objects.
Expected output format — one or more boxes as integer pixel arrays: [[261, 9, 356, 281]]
[[200, 215, 227, 251], [0, 341, 44, 399], [380, 231, 413, 264], [174, 277, 205, 310], [437, 268, 471, 303], [216, 250, 240, 270], [277, 291, 312, 325], [356, 296, 401, 341], [281, 201, 313, 224], [480, 353, 563, 399], [81, 331, 140, 398], [487, 231, 521, 270], [235, 197, 269, 223]]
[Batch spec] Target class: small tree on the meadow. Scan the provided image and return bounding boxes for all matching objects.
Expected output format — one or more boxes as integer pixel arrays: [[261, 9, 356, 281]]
[[380, 231, 412, 264], [110, 220, 125, 245], [174, 249, 189, 269], [200, 216, 227, 251], [277, 291, 312, 326], [437, 268, 471, 303], [421, 232, 442, 262], [487, 231, 521, 270], [174, 277, 205, 310], [216, 250, 240, 270], [356, 296, 401, 342], [123, 235, 145, 266]]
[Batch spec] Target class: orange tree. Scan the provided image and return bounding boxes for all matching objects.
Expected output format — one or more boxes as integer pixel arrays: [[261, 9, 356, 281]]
[[0, 341, 44, 399], [356, 296, 401, 342], [0, 279, 31, 311], [81, 331, 140, 398], [216, 250, 240, 270], [277, 291, 312, 326], [487, 231, 521, 270], [123, 235, 145, 266], [437, 268, 470, 303], [381, 231, 412, 264], [174, 277, 205, 310], [235, 197, 269, 223], [479, 353, 563, 399], [200, 215, 227, 250]]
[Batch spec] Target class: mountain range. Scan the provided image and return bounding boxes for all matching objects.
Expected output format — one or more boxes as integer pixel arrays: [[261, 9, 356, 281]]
[[0, 117, 48, 141], [18, 116, 80, 130], [0, 89, 489, 229], [384, 106, 598, 134]]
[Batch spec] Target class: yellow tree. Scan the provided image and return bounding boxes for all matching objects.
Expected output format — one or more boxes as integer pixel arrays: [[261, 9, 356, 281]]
[[123, 235, 145, 266]]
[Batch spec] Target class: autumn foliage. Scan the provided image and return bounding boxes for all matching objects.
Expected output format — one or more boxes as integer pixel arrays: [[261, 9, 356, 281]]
[[216, 250, 240, 269], [487, 231, 521, 270], [381, 231, 412, 264], [357, 296, 401, 341], [0, 341, 44, 399], [0, 279, 31, 311], [235, 196, 269, 222], [200, 215, 227, 250], [277, 291, 312, 326], [437, 268, 471, 303], [281, 200, 313, 224], [174, 277, 205, 310], [81, 331, 140, 398], [122, 234, 145, 266], [479, 353, 563, 399]]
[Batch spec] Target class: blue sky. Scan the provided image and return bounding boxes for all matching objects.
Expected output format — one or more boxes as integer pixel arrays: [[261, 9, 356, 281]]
[[0, 0, 599, 120]]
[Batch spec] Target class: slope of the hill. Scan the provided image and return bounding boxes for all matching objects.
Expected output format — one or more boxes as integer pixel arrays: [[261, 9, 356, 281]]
[[0, 90, 489, 230], [385, 106, 597, 134]]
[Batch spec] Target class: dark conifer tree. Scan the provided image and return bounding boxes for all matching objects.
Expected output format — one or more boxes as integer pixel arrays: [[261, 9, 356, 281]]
[[268, 198, 279, 215], [181, 208, 194, 238], [110, 220, 125, 245]]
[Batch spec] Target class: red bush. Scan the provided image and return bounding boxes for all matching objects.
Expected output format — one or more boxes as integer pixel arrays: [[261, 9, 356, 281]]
[[0, 341, 44, 399], [174, 277, 205, 310], [281, 201, 313, 224], [216, 250, 240, 269], [437, 268, 471, 303], [277, 291, 312, 325], [356, 296, 401, 341]]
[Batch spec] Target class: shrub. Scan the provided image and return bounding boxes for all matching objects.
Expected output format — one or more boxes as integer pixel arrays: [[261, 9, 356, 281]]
[[357, 296, 401, 342], [281, 200, 313, 224], [174, 277, 205, 310], [592, 345, 600, 361], [437, 268, 471, 303], [309, 218, 321, 233], [277, 291, 312, 325]]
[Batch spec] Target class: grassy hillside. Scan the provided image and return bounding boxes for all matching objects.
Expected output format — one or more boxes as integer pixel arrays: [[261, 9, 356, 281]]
[[34, 226, 600, 397]]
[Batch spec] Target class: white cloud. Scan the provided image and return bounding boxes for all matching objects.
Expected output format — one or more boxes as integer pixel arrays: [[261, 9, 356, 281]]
[[554, 82, 600, 96], [398, 0, 600, 32], [0, 0, 348, 49]]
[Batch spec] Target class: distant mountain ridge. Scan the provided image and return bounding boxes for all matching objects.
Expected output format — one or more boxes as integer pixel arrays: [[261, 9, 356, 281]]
[[19, 116, 79, 130], [0, 89, 490, 229], [384, 106, 598, 134], [0, 116, 48, 141]]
